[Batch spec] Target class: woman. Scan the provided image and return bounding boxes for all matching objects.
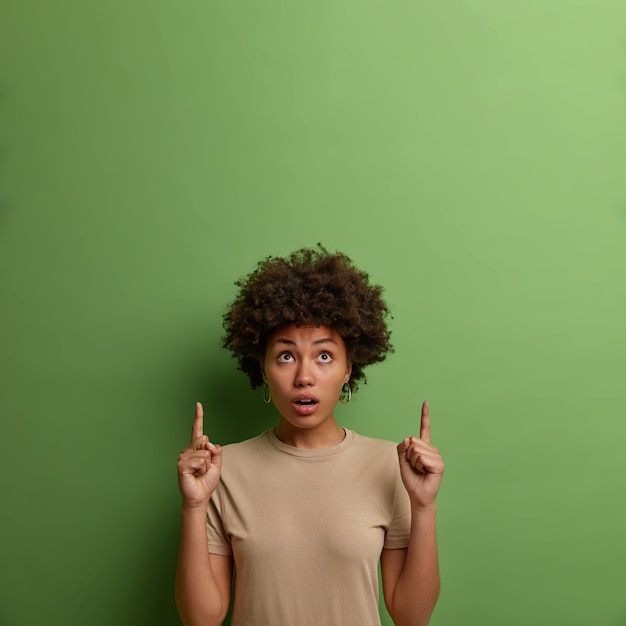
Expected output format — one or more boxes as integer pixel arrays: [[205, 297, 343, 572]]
[[176, 246, 444, 626]]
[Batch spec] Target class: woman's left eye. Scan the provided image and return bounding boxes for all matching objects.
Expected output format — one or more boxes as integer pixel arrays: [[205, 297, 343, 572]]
[[317, 352, 333, 363]]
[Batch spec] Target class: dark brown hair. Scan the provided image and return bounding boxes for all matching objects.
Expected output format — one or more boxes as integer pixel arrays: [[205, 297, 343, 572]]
[[222, 245, 393, 391]]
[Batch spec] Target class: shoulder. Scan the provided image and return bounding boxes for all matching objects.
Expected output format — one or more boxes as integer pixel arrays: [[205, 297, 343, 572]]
[[222, 431, 269, 448], [218, 431, 276, 470], [346, 432, 405, 503], [347, 430, 400, 470], [350, 430, 398, 454]]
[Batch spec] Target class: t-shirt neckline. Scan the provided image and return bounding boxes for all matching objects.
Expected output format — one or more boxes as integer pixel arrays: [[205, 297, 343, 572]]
[[266, 428, 355, 458]]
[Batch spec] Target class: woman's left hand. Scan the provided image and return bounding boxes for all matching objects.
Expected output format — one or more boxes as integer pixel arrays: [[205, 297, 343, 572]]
[[397, 401, 445, 508]]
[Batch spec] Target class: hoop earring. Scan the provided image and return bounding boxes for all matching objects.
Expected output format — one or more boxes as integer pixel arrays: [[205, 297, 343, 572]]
[[263, 382, 271, 404], [339, 382, 352, 404]]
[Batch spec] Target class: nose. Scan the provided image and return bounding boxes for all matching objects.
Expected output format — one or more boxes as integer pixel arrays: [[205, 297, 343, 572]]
[[294, 361, 315, 387]]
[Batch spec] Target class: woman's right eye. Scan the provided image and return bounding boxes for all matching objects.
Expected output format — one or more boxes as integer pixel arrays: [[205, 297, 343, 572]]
[[277, 353, 293, 363]]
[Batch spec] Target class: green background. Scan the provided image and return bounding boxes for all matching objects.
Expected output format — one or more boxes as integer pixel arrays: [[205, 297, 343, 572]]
[[1, 1, 625, 625]]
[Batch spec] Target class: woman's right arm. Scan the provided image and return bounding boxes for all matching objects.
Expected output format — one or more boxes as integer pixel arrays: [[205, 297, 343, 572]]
[[175, 403, 232, 626]]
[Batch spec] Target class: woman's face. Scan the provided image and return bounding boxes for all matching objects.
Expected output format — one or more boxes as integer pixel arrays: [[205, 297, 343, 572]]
[[262, 324, 352, 436]]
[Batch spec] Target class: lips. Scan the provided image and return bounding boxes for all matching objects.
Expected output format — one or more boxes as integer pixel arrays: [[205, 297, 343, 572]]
[[292, 395, 319, 415]]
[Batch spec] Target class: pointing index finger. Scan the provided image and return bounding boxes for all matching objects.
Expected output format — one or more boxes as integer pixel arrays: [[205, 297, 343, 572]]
[[191, 402, 204, 443], [420, 400, 430, 443]]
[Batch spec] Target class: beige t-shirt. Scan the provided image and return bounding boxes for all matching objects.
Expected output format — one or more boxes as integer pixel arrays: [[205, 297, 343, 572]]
[[207, 429, 411, 626]]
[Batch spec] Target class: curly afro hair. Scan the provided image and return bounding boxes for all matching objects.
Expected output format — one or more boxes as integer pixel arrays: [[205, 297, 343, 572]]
[[222, 245, 393, 391]]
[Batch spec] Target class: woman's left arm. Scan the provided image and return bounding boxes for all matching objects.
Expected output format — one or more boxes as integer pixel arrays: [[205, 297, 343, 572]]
[[381, 401, 444, 626]]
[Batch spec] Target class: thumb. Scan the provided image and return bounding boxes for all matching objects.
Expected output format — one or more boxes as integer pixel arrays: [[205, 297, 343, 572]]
[[208, 442, 223, 471], [397, 439, 410, 464]]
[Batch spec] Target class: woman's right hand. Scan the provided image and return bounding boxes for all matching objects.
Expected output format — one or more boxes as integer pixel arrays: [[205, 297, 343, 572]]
[[177, 402, 223, 509]]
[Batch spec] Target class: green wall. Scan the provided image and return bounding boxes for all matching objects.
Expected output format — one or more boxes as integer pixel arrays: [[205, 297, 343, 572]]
[[1, 2, 625, 625]]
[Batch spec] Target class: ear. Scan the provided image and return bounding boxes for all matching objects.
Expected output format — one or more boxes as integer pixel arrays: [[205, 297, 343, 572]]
[[259, 357, 267, 383], [343, 362, 352, 384]]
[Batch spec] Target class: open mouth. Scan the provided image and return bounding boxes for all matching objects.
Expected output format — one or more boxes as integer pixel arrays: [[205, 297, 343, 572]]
[[292, 397, 319, 414]]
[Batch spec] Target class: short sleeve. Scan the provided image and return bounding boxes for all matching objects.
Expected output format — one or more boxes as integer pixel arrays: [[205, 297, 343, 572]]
[[206, 486, 233, 556], [383, 466, 411, 549]]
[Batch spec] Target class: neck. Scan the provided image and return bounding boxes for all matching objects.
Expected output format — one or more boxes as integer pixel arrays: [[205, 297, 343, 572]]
[[274, 421, 346, 449]]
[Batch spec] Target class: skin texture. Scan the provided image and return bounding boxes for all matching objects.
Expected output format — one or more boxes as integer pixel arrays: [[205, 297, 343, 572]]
[[397, 401, 444, 509], [383, 400, 444, 626], [175, 404, 231, 626], [262, 325, 351, 448], [176, 324, 445, 626]]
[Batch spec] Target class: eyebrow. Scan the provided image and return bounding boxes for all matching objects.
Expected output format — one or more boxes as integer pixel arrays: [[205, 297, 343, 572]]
[[273, 337, 338, 347]]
